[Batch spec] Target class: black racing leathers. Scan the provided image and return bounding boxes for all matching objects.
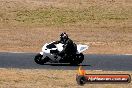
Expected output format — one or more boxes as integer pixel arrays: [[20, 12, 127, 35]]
[[53, 38, 77, 56], [62, 38, 77, 55]]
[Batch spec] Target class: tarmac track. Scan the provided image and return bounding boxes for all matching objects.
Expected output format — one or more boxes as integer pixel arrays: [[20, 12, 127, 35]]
[[0, 52, 132, 71]]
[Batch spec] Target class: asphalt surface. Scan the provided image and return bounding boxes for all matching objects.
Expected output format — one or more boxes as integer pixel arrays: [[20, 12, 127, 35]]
[[0, 52, 132, 71]]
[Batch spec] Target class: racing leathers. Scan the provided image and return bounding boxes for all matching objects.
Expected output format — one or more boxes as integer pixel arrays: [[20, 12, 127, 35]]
[[53, 38, 77, 56]]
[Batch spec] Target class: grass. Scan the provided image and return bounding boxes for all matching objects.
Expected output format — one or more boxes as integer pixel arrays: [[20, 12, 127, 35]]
[[16, 7, 130, 25], [1, 6, 131, 27], [0, 68, 132, 88], [0, 0, 131, 54]]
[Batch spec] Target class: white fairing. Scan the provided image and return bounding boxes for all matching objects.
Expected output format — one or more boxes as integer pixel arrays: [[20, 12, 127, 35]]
[[40, 43, 48, 55], [77, 44, 89, 53], [40, 41, 88, 55]]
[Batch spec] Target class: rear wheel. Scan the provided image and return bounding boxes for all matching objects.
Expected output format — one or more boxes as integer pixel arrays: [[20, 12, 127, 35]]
[[76, 53, 84, 63], [70, 53, 84, 65], [34, 53, 49, 65]]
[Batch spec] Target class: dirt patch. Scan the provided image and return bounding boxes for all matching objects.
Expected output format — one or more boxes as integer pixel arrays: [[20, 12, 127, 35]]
[[0, 0, 132, 54], [0, 68, 131, 88], [0, 26, 132, 54]]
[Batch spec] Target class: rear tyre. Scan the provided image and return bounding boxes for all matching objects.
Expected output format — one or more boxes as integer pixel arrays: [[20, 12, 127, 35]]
[[76, 53, 84, 64], [34, 53, 49, 65], [70, 53, 84, 66]]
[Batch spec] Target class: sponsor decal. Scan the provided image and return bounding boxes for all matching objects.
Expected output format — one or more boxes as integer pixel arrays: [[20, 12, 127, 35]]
[[76, 66, 131, 85]]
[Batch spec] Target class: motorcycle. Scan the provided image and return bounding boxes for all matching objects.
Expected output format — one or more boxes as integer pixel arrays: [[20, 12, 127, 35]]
[[34, 41, 88, 65]]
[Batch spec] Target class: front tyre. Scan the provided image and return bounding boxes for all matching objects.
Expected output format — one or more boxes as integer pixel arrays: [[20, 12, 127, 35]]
[[34, 53, 48, 65]]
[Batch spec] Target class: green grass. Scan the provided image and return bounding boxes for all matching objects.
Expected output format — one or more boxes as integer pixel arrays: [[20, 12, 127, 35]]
[[1, 6, 132, 26]]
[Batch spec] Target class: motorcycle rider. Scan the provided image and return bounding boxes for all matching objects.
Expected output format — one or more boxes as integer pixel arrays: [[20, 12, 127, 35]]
[[60, 32, 77, 56], [53, 32, 77, 57]]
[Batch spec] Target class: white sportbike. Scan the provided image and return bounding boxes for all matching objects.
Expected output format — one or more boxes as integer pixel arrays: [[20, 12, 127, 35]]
[[34, 41, 88, 65]]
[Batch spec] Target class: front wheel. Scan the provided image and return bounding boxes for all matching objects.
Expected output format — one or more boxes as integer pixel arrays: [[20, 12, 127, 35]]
[[34, 53, 49, 65]]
